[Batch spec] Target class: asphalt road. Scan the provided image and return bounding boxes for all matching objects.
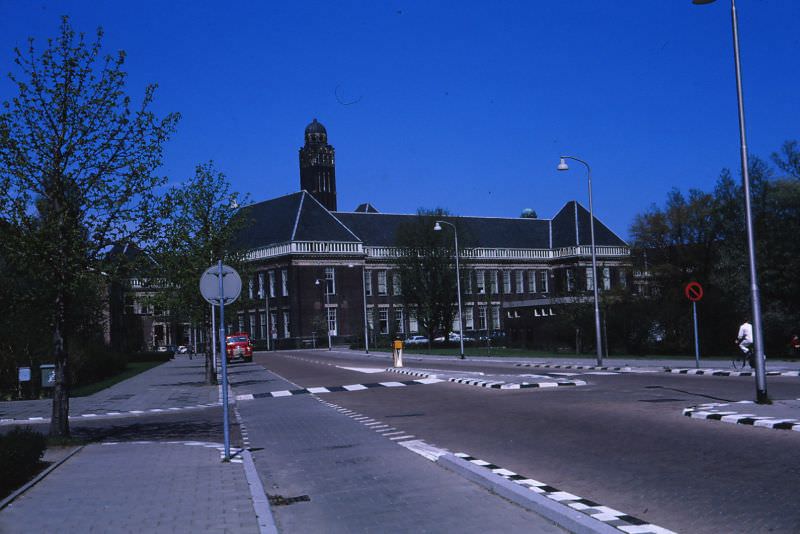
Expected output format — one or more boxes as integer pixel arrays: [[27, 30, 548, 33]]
[[254, 350, 800, 534]]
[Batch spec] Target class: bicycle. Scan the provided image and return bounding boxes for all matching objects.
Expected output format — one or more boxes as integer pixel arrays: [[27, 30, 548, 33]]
[[732, 344, 754, 370]]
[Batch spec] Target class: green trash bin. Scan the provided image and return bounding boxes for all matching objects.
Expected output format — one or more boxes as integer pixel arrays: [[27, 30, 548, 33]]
[[40, 364, 56, 388]]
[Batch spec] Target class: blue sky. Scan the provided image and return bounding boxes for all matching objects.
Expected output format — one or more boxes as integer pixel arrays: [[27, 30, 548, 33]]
[[1, 1, 798, 239]]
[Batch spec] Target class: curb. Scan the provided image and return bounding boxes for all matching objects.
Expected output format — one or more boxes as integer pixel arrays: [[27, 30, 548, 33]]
[[683, 402, 800, 431], [448, 377, 586, 389], [0, 445, 84, 511], [665, 368, 799, 377], [241, 449, 279, 534], [383, 367, 586, 389], [438, 453, 620, 534], [515, 363, 632, 372]]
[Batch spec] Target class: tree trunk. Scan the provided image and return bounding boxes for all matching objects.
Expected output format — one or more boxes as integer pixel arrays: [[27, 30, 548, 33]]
[[205, 310, 217, 385], [49, 291, 70, 437], [575, 326, 582, 356]]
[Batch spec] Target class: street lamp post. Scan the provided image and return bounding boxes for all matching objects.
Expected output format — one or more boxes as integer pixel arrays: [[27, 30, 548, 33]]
[[692, 0, 767, 403], [362, 267, 370, 354], [315, 278, 332, 351], [557, 156, 603, 366], [434, 220, 465, 359]]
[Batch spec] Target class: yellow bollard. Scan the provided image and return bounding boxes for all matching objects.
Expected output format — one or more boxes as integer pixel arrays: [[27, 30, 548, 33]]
[[392, 339, 404, 368]]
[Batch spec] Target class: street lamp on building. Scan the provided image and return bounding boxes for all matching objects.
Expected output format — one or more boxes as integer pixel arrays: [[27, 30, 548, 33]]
[[314, 278, 332, 351], [557, 156, 603, 366], [433, 220, 465, 360], [692, 0, 767, 403]]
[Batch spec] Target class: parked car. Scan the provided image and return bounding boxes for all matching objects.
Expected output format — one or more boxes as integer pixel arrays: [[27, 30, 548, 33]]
[[225, 333, 253, 363], [404, 335, 429, 346], [434, 333, 474, 343], [177, 345, 189, 354]]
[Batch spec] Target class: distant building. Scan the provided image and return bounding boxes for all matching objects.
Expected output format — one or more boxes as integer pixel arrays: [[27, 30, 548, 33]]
[[233, 119, 632, 348]]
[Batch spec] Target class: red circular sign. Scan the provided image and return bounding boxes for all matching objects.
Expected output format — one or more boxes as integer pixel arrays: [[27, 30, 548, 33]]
[[685, 282, 704, 302]]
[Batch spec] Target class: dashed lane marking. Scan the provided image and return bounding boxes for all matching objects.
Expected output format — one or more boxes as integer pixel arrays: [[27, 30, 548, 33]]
[[235, 378, 443, 401]]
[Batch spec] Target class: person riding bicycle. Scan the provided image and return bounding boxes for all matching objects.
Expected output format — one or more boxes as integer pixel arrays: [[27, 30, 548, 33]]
[[735, 319, 754, 368]]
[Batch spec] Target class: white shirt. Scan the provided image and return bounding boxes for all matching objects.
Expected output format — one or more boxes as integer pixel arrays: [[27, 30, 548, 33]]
[[738, 322, 753, 343]]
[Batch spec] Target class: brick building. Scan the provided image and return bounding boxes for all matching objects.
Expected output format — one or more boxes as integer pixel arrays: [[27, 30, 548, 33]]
[[232, 119, 631, 348]]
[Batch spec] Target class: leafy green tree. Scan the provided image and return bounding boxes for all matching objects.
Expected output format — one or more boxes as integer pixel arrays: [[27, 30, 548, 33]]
[[395, 209, 459, 348], [0, 18, 179, 436], [152, 162, 248, 384]]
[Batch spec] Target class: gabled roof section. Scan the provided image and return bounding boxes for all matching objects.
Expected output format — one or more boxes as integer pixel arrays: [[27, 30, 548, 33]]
[[234, 191, 361, 250], [293, 191, 361, 242], [233, 192, 304, 250], [550, 201, 628, 248], [353, 202, 379, 213]]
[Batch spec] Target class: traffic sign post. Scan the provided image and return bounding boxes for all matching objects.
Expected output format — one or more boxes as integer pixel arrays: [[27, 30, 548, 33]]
[[685, 282, 703, 369], [199, 262, 241, 461]]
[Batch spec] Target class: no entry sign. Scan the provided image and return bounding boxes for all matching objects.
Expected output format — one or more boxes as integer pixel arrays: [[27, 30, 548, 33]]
[[685, 281, 704, 302]]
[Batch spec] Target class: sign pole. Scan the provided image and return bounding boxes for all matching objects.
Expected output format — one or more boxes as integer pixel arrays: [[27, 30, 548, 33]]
[[692, 301, 700, 369], [217, 260, 230, 461], [211, 304, 217, 372]]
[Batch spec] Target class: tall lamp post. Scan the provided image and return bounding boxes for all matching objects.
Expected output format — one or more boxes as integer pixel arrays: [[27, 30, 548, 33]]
[[362, 267, 370, 354], [434, 220, 465, 360], [557, 156, 603, 366], [692, 0, 767, 403], [315, 278, 332, 351]]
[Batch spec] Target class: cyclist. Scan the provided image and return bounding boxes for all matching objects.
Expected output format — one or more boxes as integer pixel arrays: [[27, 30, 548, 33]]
[[735, 319, 754, 368]]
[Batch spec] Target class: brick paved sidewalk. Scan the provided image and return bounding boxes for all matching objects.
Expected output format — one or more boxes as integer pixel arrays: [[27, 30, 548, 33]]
[[0, 357, 220, 423], [234, 364, 566, 533], [0, 441, 261, 534]]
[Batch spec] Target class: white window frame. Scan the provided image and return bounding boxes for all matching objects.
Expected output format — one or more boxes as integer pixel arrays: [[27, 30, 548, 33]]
[[528, 270, 536, 293], [476, 270, 486, 294], [503, 271, 511, 294], [539, 270, 549, 293], [465, 307, 474, 330], [603, 267, 611, 291], [378, 271, 387, 296], [379, 309, 389, 333], [283, 311, 290, 338], [515, 271, 524, 294], [394, 308, 404, 334], [490, 271, 499, 294], [327, 307, 337, 336], [269, 271, 276, 298], [566, 269, 575, 292], [260, 312, 267, 339], [249, 313, 256, 338], [365, 272, 372, 296], [478, 305, 488, 330], [586, 267, 594, 291], [281, 269, 288, 296], [325, 267, 335, 295], [409, 309, 418, 333], [258, 273, 265, 299], [464, 271, 472, 294], [392, 272, 401, 295], [491, 305, 501, 330]]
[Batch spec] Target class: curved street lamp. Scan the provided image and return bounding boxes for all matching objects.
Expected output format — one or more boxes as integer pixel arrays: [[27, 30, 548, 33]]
[[557, 156, 603, 366], [434, 220, 465, 359], [692, 0, 767, 403]]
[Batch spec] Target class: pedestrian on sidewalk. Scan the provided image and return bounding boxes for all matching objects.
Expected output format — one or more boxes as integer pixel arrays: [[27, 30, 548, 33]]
[[791, 334, 800, 358]]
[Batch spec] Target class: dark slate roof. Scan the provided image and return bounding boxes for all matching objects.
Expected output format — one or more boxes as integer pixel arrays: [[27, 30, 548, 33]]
[[551, 201, 627, 248], [234, 193, 627, 251], [354, 202, 380, 213], [233, 191, 361, 250], [333, 212, 552, 248]]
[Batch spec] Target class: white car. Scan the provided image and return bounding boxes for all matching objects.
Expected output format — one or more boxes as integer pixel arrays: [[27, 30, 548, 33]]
[[404, 335, 429, 346]]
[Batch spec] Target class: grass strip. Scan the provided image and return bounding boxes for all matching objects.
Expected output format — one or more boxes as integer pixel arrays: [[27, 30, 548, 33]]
[[70, 361, 164, 397]]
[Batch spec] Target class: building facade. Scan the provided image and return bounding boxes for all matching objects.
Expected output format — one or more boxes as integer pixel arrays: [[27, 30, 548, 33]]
[[232, 119, 632, 349]]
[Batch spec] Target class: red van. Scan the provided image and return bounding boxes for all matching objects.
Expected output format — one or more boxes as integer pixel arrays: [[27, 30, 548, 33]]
[[225, 332, 253, 363]]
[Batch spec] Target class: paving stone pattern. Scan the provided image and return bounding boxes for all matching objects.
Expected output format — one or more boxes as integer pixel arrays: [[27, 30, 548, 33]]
[[0, 442, 259, 534], [234, 365, 566, 534]]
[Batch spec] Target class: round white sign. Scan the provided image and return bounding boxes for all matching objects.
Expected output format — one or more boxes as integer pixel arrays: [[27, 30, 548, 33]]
[[199, 264, 242, 305]]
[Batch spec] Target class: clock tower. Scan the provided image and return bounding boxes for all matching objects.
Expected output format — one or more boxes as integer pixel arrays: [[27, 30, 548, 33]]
[[299, 118, 337, 211]]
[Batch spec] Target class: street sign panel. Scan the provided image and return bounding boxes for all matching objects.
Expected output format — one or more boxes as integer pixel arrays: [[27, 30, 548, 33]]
[[684, 281, 704, 302], [199, 264, 242, 305]]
